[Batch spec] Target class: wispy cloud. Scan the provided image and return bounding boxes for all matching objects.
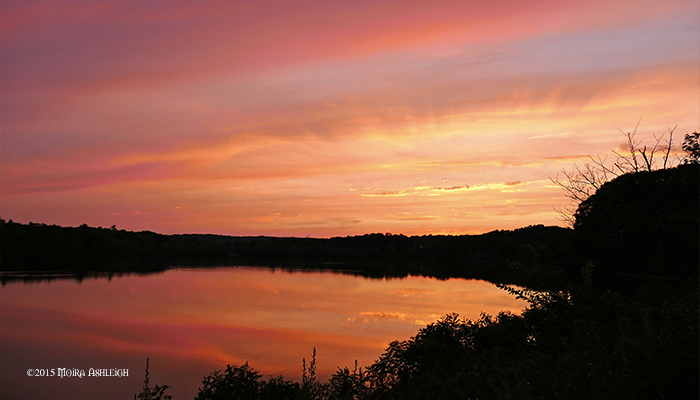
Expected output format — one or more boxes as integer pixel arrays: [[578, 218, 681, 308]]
[[361, 191, 409, 197], [1, 0, 697, 236]]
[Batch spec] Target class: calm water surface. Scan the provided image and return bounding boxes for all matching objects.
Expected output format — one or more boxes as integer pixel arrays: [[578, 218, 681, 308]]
[[0, 267, 526, 400]]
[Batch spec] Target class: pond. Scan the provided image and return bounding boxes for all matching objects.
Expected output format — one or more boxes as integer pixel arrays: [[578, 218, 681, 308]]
[[0, 267, 527, 400]]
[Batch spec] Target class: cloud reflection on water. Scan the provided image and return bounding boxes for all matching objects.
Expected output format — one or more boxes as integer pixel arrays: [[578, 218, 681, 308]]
[[0, 267, 527, 399]]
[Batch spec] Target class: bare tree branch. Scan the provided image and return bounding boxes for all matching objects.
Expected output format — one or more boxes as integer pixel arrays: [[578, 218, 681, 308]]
[[661, 125, 676, 169], [550, 121, 680, 226]]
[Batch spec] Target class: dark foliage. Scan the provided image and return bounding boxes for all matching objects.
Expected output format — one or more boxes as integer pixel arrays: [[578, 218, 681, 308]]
[[364, 278, 698, 399], [571, 164, 699, 293], [194, 363, 263, 400], [167, 276, 698, 400], [682, 132, 700, 164], [192, 351, 332, 400]]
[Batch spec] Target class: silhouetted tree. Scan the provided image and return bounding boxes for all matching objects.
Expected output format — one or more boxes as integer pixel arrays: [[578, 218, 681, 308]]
[[682, 131, 700, 164], [571, 164, 699, 292], [551, 122, 678, 225]]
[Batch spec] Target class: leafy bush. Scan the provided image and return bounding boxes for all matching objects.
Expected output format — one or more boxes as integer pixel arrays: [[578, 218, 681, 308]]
[[179, 276, 697, 400], [195, 363, 262, 400]]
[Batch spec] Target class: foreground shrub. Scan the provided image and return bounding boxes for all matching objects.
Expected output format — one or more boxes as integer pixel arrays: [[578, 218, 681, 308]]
[[180, 277, 697, 399]]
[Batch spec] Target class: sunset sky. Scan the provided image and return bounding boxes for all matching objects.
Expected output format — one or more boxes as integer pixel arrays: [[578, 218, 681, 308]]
[[1, 0, 698, 237]]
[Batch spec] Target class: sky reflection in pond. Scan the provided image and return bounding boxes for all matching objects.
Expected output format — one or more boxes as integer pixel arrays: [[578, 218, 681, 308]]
[[0, 267, 527, 400]]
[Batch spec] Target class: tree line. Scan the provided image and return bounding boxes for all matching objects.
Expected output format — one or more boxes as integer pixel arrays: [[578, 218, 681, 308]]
[[0, 218, 572, 284]]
